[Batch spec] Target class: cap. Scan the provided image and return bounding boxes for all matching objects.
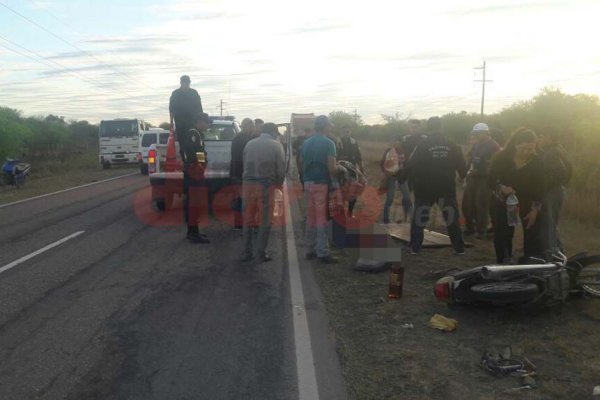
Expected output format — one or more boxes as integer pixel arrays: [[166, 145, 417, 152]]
[[471, 122, 490, 133], [180, 75, 191, 83], [194, 112, 211, 124], [314, 115, 333, 131]]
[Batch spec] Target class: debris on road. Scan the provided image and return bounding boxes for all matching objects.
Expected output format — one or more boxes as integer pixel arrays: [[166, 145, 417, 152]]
[[593, 386, 600, 396], [427, 314, 458, 332], [400, 323, 414, 329]]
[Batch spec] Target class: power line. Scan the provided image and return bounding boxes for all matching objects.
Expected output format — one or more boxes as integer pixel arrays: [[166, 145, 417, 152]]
[[0, 36, 165, 110], [0, 1, 157, 93]]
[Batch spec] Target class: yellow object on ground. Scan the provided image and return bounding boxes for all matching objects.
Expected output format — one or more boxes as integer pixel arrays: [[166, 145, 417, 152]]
[[428, 314, 458, 332]]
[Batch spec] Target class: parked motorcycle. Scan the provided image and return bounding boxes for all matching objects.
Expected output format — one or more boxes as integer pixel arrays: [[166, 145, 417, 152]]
[[1, 158, 31, 187], [434, 252, 600, 306]]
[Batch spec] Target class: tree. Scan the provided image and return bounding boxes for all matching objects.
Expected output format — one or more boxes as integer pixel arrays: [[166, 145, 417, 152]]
[[159, 122, 171, 130], [328, 111, 362, 136]]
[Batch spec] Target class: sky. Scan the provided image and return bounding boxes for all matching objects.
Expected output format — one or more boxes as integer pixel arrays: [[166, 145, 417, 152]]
[[1, 0, 599, 125]]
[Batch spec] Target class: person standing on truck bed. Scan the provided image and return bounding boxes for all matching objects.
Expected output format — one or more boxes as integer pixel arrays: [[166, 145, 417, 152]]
[[241, 123, 285, 263], [169, 75, 203, 158], [182, 112, 211, 244], [230, 118, 255, 230]]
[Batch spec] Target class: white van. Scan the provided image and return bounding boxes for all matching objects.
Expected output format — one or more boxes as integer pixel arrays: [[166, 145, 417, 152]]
[[137, 128, 171, 174]]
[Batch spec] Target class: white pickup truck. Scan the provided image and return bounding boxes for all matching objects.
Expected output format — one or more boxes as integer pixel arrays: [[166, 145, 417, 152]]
[[148, 118, 240, 211]]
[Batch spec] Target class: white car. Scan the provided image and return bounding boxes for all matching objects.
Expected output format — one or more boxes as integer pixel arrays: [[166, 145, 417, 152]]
[[137, 128, 171, 174]]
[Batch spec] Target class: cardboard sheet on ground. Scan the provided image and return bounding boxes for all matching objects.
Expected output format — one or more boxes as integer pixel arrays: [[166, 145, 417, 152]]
[[386, 223, 472, 248]]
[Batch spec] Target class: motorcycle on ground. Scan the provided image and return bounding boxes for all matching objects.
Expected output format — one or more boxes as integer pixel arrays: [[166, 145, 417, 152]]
[[434, 252, 600, 306], [1, 158, 31, 188]]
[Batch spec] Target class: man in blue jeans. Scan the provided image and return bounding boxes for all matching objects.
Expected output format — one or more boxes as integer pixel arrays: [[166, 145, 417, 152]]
[[408, 117, 467, 255], [302, 115, 338, 264]]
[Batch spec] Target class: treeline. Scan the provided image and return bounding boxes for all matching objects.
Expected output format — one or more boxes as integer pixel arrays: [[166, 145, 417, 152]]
[[328, 88, 600, 225], [0, 107, 98, 162]]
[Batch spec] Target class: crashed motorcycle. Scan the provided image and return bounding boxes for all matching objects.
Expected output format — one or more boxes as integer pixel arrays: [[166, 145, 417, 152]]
[[434, 252, 600, 305], [1, 158, 31, 187]]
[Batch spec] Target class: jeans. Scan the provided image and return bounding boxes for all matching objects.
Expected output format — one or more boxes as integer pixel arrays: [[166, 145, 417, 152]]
[[383, 177, 413, 223], [242, 181, 273, 258], [304, 182, 330, 258], [540, 186, 566, 258], [410, 194, 465, 253], [462, 176, 492, 234]]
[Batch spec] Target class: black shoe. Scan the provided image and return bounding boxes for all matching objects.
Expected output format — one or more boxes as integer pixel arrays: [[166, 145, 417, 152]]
[[305, 252, 317, 260], [318, 255, 339, 264], [240, 254, 255, 263], [259, 254, 273, 263], [187, 232, 210, 243]]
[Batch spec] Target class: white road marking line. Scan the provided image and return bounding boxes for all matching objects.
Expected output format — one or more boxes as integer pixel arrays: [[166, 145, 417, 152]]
[[0, 231, 85, 275], [0, 172, 138, 209], [283, 181, 320, 400]]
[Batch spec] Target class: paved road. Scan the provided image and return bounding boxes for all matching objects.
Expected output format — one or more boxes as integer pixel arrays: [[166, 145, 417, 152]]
[[0, 174, 345, 400]]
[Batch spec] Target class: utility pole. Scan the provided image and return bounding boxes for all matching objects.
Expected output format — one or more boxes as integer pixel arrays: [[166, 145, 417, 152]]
[[353, 109, 358, 124], [474, 61, 493, 118], [218, 99, 226, 117]]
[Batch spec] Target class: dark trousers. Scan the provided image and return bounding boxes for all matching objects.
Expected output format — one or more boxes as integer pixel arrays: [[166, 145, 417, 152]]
[[183, 163, 207, 231], [491, 199, 542, 263], [410, 194, 465, 253], [462, 176, 492, 234]]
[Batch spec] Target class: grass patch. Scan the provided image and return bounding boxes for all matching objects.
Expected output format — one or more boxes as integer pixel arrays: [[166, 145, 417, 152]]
[[0, 153, 138, 205]]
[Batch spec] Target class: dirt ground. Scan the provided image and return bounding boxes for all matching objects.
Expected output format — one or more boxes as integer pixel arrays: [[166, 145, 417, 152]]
[[302, 140, 600, 399]]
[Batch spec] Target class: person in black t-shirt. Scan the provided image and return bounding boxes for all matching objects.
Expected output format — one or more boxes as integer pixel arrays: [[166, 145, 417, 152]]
[[169, 75, 203, 157]]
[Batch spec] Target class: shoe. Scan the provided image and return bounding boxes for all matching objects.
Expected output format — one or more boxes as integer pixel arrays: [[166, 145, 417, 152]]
[[259, 254, 273, 262], [187, 232, 210, 243], [240, 254, 255, 263], [454, 249, 466, 256], [318, 255, 339, 264], [410, 249, 420, 255], [305, 252, 317, 260]]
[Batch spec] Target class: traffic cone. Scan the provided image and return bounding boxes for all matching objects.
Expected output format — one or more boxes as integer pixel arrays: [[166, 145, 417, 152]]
[[164, 129, 179, 172]]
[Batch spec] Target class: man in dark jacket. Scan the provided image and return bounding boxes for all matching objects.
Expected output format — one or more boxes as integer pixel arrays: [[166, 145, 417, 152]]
[[408, 117, 467, 255], [230, 118, 255, 230], [182, 112, 211, 244], [169, 75, 203, 157]]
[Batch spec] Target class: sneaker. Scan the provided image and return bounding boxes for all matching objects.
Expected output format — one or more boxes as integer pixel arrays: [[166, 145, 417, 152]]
[[187, 232, 210, 243], [318, 255, 339, 264], [410, 250, 420, 255], [454, 249, 466, 256], [305, 252, 317, 260]]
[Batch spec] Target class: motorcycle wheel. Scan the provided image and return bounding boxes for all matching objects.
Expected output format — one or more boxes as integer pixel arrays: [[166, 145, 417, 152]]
[[570, 255, 600, 297], [470, 282, 539, 303]]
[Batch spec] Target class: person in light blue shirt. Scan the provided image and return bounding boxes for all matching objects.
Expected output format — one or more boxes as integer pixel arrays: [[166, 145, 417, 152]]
[[301, 115, 338, 264]]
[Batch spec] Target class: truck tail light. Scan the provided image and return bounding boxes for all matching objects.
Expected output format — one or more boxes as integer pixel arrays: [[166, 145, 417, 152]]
[[434, 277, 454, 302]]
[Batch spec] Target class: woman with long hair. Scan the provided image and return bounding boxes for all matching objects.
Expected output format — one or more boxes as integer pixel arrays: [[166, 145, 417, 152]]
[[488, 128, 545, 263]]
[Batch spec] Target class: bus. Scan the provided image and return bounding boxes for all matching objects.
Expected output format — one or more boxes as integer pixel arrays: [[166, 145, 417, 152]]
[[99, 118, 149, 169]]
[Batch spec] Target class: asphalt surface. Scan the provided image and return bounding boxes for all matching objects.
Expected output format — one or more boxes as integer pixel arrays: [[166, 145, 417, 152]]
[[0, 174, 346, 400]]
